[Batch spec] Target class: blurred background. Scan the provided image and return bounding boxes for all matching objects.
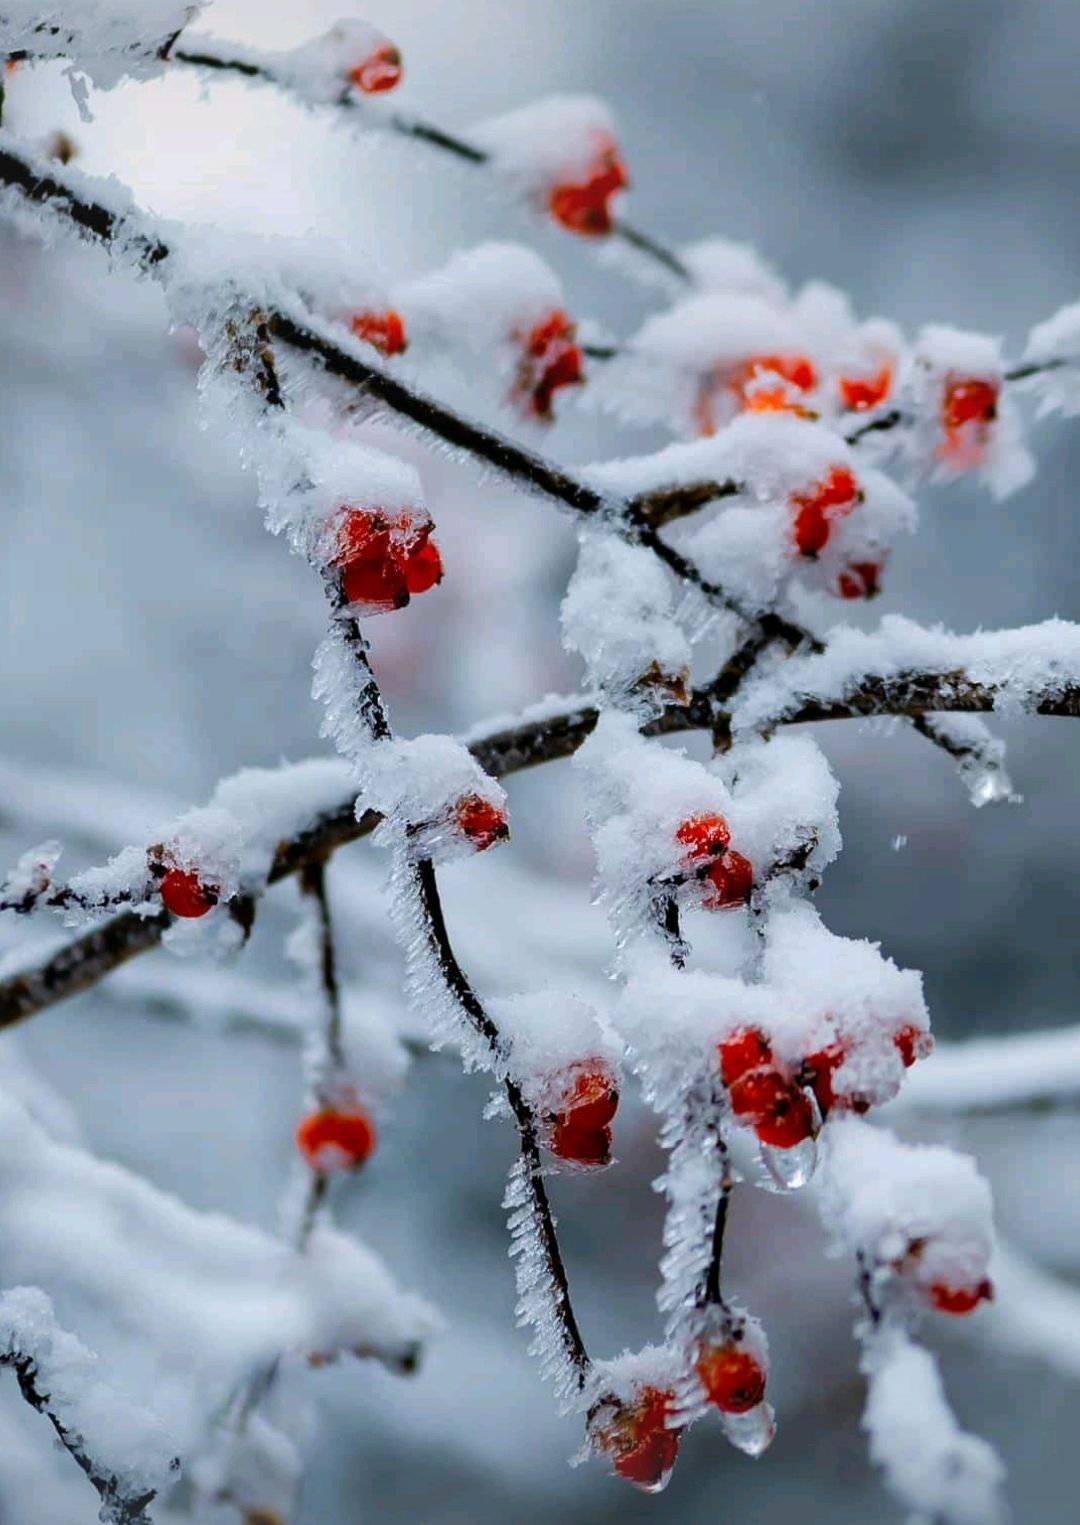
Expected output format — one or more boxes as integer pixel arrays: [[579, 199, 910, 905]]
[[2, 0, 1080, 1519]]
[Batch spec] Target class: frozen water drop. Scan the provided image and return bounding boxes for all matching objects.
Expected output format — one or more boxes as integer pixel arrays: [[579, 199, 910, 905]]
[[968, 766, 1012, 808], [891, 834, 908, 851], [759, 1133, 818, 1192], [722, 1402, 776, 1457]]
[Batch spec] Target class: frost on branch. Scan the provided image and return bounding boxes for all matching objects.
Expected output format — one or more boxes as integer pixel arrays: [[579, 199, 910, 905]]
[[0, 1286, 177, 1523], [178, 18, 403, 104], [1021, 298, 1080, 418], [0, 1, 203, 93]]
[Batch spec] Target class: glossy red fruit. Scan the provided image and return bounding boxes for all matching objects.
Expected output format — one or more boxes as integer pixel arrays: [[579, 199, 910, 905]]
[[791, 465, 861, 557], [454, 794, 508, 851], [741, 352, 817, 396], [349, 42, 402, 94], [696, 1341, 767, 1414], [160, 868, 217, 918], [596, 1387, 680, 1491], [839, 364, 892, 412], [837, 561, 883, 600], [676, 812, 732, 862], [894, 1024, 932, 1068], [403, 537, 443, 595], [943, 377, 998, 432], [718, 1027, 773, 1087], [549, 1061, 619, 1166], [803, 1042, 871, 1117], [728, 1068, 816, 1148], [702, 849, 754, 910], [296, 1106, 376, 1172], [549, 140, 629, 237], [350, 308, 407, 356], [929, 1278, 993, 1316]]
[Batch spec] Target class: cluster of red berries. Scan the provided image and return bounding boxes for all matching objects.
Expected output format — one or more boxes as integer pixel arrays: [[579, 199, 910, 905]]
[[543, 1059, 619, 1167], [889, 1235, 994, 1317], [332, 506, 443, 614], [940, 373, 999, 467], [675, 813, 754, 911], [348, 41, 403, 95], [453, 793, 509, 852], [718, 1020, 930, 1151], [349, 308, 408, 357], [296, 1102, 377, 1173], [549, 137, 629, 236], [513, 308, 584, 420]]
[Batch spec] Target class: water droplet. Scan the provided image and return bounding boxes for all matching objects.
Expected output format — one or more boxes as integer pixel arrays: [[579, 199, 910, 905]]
[[760, 1132, 818, 1191], [968, 765, 1012, 809], [891, 834, 907, 852], [722, 1402, 776, 1457]]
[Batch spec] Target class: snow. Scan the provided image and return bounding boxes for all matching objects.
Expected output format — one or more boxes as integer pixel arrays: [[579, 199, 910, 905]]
[[861, 1325, 1006, 1525], [396, 241, 565, 359], [679, 236, 788, 304], [0, 1, 203, 94], [471, 95, 619, 199], [1022, 299, 1080, 417]]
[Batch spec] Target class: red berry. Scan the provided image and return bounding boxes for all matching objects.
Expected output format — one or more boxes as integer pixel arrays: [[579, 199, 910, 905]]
[[160, 867, 218, 918], [696, 1341, 767, 1414], [296, 1107, 376, 1173], [676, 812, 731, 862], [837, 561, 883, 600], [791, 466, 860, 557], [940, 376, 999, 466], [839, 364, 892, 412], [548, 1061, 619, 1166], [728, 1068, 816, 1148], [350, 308, 407, 356], [403, 537, 443, 595], [548, 141, 629, 237], [701, 849, 754, 910], [718, 1027, 773, 1087], [943, 376, 998, 432], [894, 1024, 932, 1068], [928, 1278, 993, 1316], [348, 42, 402, 94], [341, 554, 411, 612], [514, 309, 584, 420], [454, 794, 508, 851], [595, 1387, 680, 1491], [742, 352, 817, 396]]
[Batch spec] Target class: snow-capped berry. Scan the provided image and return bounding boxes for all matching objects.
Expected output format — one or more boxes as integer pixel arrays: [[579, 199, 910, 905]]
[[940, 375, 999, 466], [676, 812, 732, 861], [928, 1278, 993, 1316], [593, 1386, 679, 1492], [548, 137, 628, 236], [740, 353, 817, 397], [696, 1340, 768, 1415], [701, 849, 754, 910], [513, 309, 584, 421], [348, 41, 402, 94], [350, 309, 408, 356], [729, 1067, 816, 1149], [894, 1024, 933, 1069], [839, 364, 892, 412], [159, 867, 218, 918], [718, 1027, 773, 1087], [837, 560, 883, 600], [791, 465, 862, 557], [454, 794, 509, 851], [802, 1043, 871, 1118], [548, 1060, 619, 1167], [693, 352, 817, 435], [296, 1106, 376, 1173]]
